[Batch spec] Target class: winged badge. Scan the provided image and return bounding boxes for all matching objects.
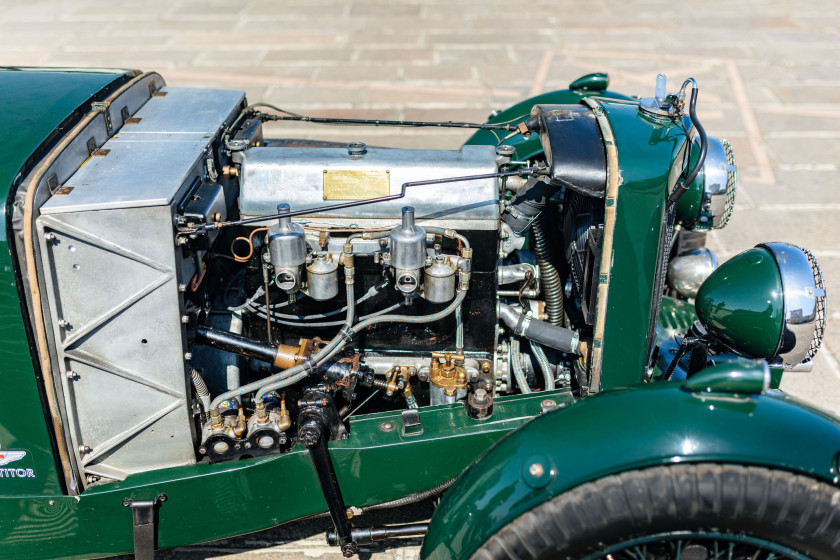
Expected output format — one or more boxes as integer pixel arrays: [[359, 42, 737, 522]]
[[0, 446, 26, 466]]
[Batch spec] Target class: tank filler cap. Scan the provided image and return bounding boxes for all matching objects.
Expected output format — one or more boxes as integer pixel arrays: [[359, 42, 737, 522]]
[[347, 142, 367, 158]]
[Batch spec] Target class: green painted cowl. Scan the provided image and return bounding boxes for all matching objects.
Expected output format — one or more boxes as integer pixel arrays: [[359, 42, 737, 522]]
[[695, 243, 826, 368]]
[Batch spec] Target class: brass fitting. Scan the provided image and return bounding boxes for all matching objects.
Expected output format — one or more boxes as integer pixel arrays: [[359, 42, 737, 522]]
[[458, 269, 471, 291], [273, 338, 315, 370], [402, 366, 417, 399], [278, 398, 292, 432], [222, 165, 238, 178], [209, 408, 223, 430], [255, 401, 269, 425], [234, 407, 247, 437], [343, 242, 355, 272], [429, 352, 468, 396]]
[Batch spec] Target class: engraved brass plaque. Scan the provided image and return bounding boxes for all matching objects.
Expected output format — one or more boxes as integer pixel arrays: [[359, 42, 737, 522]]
[[323, 170, 390, 200]]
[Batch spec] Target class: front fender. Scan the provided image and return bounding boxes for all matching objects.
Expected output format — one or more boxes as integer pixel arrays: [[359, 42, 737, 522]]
[[420, 383, 840, 559]]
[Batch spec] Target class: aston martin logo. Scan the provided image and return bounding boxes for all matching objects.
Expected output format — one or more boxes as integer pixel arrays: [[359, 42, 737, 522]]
[[0, 449, 26, 466], [0, 446, 35, 478]]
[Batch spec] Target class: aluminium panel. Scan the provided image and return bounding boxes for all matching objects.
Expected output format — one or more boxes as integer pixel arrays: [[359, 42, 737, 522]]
[[39, 138, 208, 214], [37, 205, 195, 482], [114, 86, 244, 136]]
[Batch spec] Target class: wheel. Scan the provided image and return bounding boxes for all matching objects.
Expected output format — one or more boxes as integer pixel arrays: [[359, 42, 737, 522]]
[[472, 464, 840, 560]]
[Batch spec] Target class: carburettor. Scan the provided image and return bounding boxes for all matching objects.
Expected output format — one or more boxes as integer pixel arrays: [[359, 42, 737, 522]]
[[267, 203, 308, 292], [387, 207, 426, 295]]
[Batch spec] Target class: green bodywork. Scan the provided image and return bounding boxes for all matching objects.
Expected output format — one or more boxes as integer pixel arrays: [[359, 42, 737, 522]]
[[1, 390, 564, 559], [696, 246, 785, 360], [0, 69, 835, 560], [594, 99, 689, 389], [421, 381, 840, 560], [682, 358, 769, 394]]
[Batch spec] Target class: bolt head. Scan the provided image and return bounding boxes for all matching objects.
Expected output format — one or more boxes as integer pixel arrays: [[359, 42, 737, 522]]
[[528, 463, 544, 478]]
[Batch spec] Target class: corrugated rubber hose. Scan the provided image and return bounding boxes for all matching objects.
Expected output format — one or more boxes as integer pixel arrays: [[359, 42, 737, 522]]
[[531, 216, 564, 326]]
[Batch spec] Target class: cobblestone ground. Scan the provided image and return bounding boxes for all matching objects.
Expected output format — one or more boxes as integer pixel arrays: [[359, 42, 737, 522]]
[[2, 0, 839, 558]]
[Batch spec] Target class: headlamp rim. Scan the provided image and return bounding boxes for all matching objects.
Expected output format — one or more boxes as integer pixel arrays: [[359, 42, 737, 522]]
[[758, 242, 826, 369]]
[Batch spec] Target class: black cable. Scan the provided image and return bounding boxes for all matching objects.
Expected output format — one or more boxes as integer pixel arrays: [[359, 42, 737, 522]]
[[255, 111, 518, 131], [647, 80, 709, 366], [668, 80, 708, 203], [247, 102, 304, 118]]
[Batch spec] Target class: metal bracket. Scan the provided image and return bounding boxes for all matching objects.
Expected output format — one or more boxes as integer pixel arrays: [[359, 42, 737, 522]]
[[401, 409, 423, 437], [91, 101, 113, 136], [122, 493, 167, 560]]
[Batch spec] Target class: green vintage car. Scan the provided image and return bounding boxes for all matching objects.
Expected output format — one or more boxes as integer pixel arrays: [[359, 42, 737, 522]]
[[0, 67, 835, 560]]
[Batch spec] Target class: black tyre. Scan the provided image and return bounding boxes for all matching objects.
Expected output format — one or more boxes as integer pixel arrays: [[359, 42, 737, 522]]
[[472, 464, 840, 560]]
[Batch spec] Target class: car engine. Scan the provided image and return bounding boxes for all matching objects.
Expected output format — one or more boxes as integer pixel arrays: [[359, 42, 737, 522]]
[[27, 84, 607, 486]]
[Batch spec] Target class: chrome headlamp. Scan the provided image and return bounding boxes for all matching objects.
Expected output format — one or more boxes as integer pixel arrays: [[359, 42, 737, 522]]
[[761, 242, 827, 369], [695, 242, 826, 370], [676, 137, 737, 231], [667, 248, 717, 299]]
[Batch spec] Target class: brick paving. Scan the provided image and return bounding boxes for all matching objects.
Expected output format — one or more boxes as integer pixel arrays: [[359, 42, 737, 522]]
[[2, 0, 839, 557]]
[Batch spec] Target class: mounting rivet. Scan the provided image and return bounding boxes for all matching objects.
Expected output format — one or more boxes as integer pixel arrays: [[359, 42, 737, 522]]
[[379, 422, 395, 432]]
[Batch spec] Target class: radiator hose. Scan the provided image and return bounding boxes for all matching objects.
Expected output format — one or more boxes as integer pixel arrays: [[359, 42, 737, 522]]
[[531, 216, 565, 326], [501, 179, 561, 235], [498, 303, 579, 354]]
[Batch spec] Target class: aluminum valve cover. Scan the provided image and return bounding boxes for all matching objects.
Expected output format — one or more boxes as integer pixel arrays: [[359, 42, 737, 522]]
[[236, 144, 500, 231]]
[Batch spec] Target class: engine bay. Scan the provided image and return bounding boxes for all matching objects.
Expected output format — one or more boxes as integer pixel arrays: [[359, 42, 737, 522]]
[[26, 84, 607, 487]]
